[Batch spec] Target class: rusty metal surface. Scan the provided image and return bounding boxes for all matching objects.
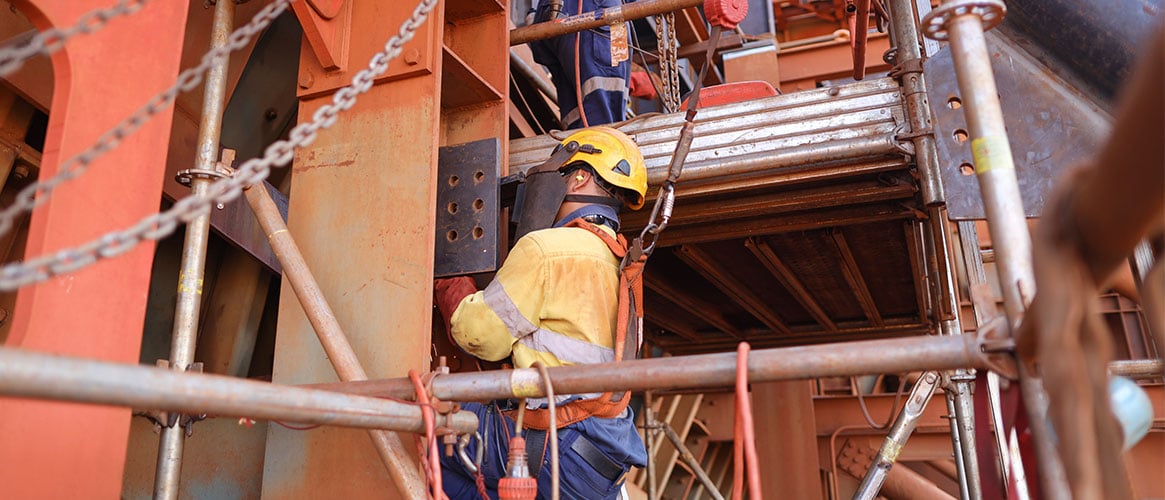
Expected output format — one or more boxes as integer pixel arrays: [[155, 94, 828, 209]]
[[640, 189, 924, 350], [509, 0, 703, 46], [510, 79, 925, 352], [1019, 22, 1164, 500], [622, 169, 917, 232], [1002, 0, 1161, 102], [635, 217, 925, 352], [310, 334, 993, 402], [206, 11, 301, 274], [262, 1, 444, 497], [676, 243, 791, 335], [855, 372, 941, 499], [434, 138, 500, 277], [212, 181, 287, 274], [511, 77, 907, 188], [0, 346, 478, 434], [926, 30, 1111, 220], [752, 381, 824, 499], [245, 183, 424, 496], [156, 0, 237, 496], [1109, 359, 1165, 379], [888, 0, 944, 205], [511, 78, 928, 353], [838, 439, 957, 500], [122, 417, 268, 500]]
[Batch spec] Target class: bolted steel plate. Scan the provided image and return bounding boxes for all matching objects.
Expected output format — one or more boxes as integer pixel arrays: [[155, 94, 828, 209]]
[[434, 138, 500, 277], [925, 31, 1111, 220]]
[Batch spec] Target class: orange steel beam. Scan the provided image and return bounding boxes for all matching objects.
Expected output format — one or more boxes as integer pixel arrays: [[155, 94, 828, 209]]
[[813, 393, 953, 437], [0, 1, 189, 497], [778, 34, 892, 92], [753, 381, 825, 498], [259, 1, 443, 498]]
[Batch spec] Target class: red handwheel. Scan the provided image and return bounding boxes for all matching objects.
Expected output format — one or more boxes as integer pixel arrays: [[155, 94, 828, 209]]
[[704, 0, 748, 29]]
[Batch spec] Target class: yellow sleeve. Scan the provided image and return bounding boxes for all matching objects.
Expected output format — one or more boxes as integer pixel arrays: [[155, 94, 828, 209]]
[[449, 235, 546, 362]]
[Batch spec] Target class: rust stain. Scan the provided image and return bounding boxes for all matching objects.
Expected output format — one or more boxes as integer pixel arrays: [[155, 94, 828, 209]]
[[293, 159, 356, 173]]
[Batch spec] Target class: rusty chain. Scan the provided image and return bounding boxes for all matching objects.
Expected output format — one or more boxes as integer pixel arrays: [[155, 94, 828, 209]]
[[0, 0, 441, 290], [653, 12, 680, 113], [0, 0, 291, 239], [0, 0, 149, 78]]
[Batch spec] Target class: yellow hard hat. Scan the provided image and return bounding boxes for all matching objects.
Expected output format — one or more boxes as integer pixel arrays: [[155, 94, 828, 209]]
[[557, 127, 649, 210]]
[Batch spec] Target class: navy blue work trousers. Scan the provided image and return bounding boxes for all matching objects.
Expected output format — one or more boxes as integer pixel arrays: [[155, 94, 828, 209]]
[[440, 403, 627, 499], [529, 0, 631, 129]]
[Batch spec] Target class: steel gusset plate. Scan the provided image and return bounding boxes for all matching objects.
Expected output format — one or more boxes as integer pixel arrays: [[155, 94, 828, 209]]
[[925, 30, 1112, 220], [434, 138, 500, 278]]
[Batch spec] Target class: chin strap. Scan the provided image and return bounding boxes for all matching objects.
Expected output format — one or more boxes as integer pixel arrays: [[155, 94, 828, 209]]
[[562, 194, 622, 208]]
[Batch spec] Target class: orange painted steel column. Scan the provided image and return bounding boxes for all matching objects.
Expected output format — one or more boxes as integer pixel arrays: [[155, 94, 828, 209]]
[[260, 1, 443, 498], [751, 381, 824, 499], [0, 0, 188, 498]]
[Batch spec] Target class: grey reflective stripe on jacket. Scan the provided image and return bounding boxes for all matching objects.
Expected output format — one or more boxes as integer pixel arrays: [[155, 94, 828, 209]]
[[483, 280, 616, 366]]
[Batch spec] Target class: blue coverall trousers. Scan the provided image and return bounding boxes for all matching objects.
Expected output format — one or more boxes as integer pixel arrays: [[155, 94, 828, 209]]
[[529, 0, 631, 129], [440, 403, 629, 499]]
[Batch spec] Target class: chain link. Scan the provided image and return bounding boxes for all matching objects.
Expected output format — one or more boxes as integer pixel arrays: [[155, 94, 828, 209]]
[[0, 0, 291, 239], [0, 0, 149, 78], [653, 13, 680, 113], [0, 0, 441, 290]]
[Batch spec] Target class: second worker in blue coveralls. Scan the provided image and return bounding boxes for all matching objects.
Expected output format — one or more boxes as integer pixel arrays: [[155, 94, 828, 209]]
[[529, 0, 632, 129], [435, 127, 650, 498]]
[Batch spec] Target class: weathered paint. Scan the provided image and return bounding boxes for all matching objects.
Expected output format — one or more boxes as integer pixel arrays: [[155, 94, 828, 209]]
[[0, 0, 188, 497], [753, 381, 824, 499], [122, 417, 269, 500], [260, 1, 444, 497]]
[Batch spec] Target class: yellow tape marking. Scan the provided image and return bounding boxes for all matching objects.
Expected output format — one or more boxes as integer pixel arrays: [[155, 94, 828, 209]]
[[883, 440, 903, 462], [970, 135, 1015, 174], [175, 272, 204, 295], [510, 369, 544, 398]]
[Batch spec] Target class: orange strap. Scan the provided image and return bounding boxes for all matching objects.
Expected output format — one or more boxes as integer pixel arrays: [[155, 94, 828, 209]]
[[519, 219, 646, 430]]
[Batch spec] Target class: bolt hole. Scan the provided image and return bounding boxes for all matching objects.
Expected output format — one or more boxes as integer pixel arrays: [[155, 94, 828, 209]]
[[953, 129, 968, 144], [947, 96, 962, 109], [473, 199, 484, 211], [473, 227, 484, 239], [959, 163, 975, 176], [447, 202, 458, 214], [447, 230, 458, 241], [474, 171, 485, 183], [448, 175, 460, 186]]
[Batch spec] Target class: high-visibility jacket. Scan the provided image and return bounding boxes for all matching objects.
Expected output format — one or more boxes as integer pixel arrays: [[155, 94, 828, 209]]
[[450, 224, 620, 376], [449, 221, 648, 471]]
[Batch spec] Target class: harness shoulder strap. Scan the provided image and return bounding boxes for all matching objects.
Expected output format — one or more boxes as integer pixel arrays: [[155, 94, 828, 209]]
[[565, 218, 629, 258], [516, 219, 647, 430]]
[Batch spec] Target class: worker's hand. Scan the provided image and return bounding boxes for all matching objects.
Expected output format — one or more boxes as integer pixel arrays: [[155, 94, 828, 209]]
[[434, 276, 477, 332]]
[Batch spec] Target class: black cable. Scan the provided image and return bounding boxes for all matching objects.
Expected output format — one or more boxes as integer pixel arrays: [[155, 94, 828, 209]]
[[510, 72, 549, 136]]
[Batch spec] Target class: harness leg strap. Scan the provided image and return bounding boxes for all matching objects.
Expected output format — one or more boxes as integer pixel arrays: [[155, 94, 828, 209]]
[[524, 428, 549, 479]]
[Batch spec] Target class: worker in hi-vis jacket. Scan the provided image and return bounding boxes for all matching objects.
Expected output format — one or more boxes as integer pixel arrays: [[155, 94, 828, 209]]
[[528, 0, 632, 129], [435, 127, 649, 499]]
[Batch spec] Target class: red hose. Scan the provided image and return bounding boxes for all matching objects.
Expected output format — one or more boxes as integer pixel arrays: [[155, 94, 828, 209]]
[[410, 369, 445, 500], [733, 342, 763, 499], [574, 1, 589, 127]]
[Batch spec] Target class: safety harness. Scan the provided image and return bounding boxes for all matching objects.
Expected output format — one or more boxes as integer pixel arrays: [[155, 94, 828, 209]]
[[511, 0, 729, 433], [518, 218, 646, 430]]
